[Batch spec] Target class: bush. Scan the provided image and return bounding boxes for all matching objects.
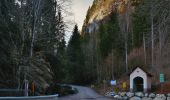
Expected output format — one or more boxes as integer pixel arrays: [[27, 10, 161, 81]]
[[45, 84, 76, 96]]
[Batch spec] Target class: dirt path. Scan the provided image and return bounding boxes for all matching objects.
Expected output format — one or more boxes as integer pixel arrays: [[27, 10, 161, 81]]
[[58, 85, 113, 100]]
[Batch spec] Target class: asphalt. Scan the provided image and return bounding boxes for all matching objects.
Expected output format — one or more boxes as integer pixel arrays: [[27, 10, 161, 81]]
[[58, 85, 114, 100]]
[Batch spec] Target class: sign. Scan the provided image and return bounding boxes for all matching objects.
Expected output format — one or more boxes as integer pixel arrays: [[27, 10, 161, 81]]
[[122, 82, 127, 89], [160, 74, 164, 83], [110, 80, 116, 85]]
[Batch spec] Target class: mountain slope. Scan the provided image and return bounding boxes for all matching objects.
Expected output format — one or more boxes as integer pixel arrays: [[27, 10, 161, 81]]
[[81, 0, 170, 85]]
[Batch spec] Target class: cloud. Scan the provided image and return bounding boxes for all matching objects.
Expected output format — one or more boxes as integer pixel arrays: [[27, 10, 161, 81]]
[[72, 0, 93, 30], [64, 0, 93, 43]]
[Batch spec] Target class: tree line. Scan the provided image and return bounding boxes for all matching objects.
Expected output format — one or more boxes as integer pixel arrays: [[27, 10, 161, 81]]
[[81, 0, 170, 84], [0, 0, 68, 94], [1, 0, 170, 94]]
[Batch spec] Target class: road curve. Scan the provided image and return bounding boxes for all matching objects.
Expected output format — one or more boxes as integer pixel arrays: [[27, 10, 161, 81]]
[[58, 85, 113, 100]]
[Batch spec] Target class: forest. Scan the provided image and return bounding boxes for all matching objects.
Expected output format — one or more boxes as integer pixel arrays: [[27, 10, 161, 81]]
[[0, 0, 67, 94], [1, 0, 170, 95], [82, 0, 170, 84]]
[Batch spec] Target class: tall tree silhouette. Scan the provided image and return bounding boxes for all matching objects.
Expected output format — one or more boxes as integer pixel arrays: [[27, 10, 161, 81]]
[[66, 25, 86, 84]]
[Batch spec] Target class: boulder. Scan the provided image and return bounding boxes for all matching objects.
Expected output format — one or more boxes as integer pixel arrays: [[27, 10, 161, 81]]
[[144, 93, 148, 97], [142, 97, 152, 100], [167, 93, 170, 97], [105, 92, 110, 96], [105, 92, 116, 97], [126, 92, 134, 97], [156, 94, 165, 97], [153, 94, 166, 100], [149, 93, 156, 98], [167, 97, 170, 100], [130, 96, 141, 100], [122, 96, 128, 100], [114, 95, 122, 99], [135, 92, 144, 97], [119, 92, 126, 97]]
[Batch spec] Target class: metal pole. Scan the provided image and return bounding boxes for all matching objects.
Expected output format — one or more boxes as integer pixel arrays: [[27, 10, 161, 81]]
[[24, 80, 29, 96]]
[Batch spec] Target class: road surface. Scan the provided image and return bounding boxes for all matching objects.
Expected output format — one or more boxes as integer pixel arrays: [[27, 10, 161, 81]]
[[58, 86, 113, 100]]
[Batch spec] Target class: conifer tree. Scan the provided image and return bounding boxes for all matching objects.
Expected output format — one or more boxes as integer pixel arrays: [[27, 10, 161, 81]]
[[66, 25, 86, 84]]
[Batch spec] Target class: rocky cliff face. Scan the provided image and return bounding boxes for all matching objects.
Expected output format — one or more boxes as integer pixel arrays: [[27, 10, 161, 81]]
[[81, 0, 131, 82], [81, 0, 170, 92], [82, 0, 113, 34], [87, 0, 114, 24], [82, 0, 129, 34]]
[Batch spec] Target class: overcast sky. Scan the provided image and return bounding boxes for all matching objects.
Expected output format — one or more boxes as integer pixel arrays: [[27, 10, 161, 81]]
[[71, 0, 93, 30], [65, 0, 93, 43]]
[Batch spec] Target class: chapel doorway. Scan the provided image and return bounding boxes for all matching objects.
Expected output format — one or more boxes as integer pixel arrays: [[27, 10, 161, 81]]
[[133, 77, 144, 92]]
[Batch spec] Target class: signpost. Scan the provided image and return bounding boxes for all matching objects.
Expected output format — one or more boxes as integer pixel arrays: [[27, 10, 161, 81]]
[[160, 74, 164, 83], [103, 80, 107, 93], [160, 74, 165, 93], [110, 80, 116, 86], [122, 82, 127, 91], [110, 80, 116, 92]]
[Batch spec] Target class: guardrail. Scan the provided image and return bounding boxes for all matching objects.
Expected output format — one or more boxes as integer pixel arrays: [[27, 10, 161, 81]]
[[0, 89, 24, 96], [0, 94, 58, 100]]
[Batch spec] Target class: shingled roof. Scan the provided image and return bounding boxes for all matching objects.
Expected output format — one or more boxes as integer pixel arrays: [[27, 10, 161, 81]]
[[129, 66, 153, 77]]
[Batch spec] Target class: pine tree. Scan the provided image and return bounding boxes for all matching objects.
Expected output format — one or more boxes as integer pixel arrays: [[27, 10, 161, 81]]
[[0, 0, 67, 93], [66, 25, 86, 84]]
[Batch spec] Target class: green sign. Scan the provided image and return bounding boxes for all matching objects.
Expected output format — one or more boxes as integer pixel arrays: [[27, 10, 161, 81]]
[[160, 74, 164, 83]]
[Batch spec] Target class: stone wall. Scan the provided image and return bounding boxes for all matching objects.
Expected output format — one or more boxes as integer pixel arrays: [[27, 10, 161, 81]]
[[105, 92, 170, 100]]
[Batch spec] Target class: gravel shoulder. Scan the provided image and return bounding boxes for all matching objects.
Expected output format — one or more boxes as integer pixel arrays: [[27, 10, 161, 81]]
[[58, 85, 113, 100]]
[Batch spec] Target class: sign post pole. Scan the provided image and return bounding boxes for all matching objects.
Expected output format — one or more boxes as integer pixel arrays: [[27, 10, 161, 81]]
[[24, 80, 29, 96], [160, 74, 164, 93], [110, 80, 116, 92], [103, 80, 106, 93]]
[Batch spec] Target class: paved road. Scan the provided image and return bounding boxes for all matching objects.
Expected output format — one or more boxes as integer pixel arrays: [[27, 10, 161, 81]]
[[58, 86, 114, 100]]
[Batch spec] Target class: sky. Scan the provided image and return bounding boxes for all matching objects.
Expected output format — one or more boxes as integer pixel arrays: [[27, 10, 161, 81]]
[[71, 0, 93, 30], [65, 0, 93, 43]]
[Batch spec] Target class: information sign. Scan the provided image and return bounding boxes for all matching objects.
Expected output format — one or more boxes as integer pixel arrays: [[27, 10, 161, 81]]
[[110, 80, 116, 85], [160, 74, 164, 83], [122, 82, 127, 89]]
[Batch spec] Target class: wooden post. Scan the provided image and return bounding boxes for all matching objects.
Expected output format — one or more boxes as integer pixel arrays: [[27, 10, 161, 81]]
[[32, 81, 35, 96], [161, 83, 163, 93], [103, 80, 106, 93]]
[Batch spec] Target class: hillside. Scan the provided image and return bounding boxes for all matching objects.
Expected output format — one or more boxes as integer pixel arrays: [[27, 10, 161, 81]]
[[81, 0, 170, 85], [85, 0, 115, 24]]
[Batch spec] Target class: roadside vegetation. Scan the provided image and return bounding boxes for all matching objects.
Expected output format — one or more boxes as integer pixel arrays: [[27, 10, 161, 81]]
[[1, 0, 170, 96]]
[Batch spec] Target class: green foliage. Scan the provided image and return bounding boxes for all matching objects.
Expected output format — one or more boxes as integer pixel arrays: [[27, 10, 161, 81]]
[[130, 0, 144, 6], [84, 6, 91, 25], [128, 57, 144, 69], [45, 53, 64, 83], [81, 0, 170, 85], [0, 0, 19, 88], [132, 6, 150, 48], [66, 25, 89, 84], [98, 13, 124, 57], [82, 0, 99, 28], [0, 0, 67, 94], [45, 84, 76, 96]]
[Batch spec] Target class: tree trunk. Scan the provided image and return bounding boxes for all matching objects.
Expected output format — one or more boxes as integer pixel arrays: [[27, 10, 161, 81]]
[[30, 0, 42, 57], [111, 49, 114, 79], [151, 13, 154, 68], [143, 33, 146, 65]]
